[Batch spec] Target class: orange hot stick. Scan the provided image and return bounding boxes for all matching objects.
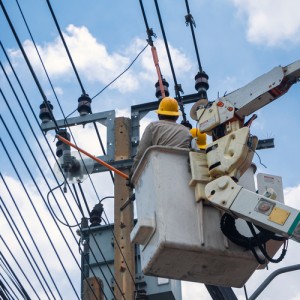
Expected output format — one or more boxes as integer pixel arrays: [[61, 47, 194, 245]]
[[56, 134, 129, 180], [151, 46, 165, 99]]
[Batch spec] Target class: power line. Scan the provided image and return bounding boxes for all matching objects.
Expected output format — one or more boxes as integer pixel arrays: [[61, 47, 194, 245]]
[[184, 0, 203, 73], [45, 0, 86, 95], [139, 0, 167, 99], [0, 235, 42, 300], [153, 0, 188, 124], [47, 183, 80, 228], [0, 43, 85, 228], [0, 48, 121, 300], [0, 274, 20, 300], [91, 43, 148, 100], [0, 252, 31, 300], [0, 135, 80, 299], [1, 2, 137, 295], [0, 90, 117, 299], [12, 0, 106, 217], [0, 1, 59, 133], [0, 193, 54, 299]]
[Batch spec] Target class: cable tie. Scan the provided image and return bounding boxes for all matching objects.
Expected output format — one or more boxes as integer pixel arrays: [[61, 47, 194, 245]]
[[147, 28, 156, 38], [175, 83, 184, 94], [185, 13, 196, 27]]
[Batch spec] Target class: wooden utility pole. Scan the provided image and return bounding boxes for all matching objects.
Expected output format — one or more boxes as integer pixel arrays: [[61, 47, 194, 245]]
[[114, 117, 135, 300], [83, 277, 104, 300]]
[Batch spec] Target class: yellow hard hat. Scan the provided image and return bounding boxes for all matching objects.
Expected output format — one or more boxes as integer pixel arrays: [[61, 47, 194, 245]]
[[190, 128, 206, 150], [155, 97, 182, 116]]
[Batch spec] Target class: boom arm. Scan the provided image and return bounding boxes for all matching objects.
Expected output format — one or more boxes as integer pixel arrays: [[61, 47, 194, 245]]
[[189, 59, 300, 246], [191, 60, 300, 132], [227, 60, 300, 118]]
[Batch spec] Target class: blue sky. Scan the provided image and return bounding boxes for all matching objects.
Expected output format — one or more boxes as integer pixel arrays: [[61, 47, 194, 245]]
[[1, 0, 300, 299]]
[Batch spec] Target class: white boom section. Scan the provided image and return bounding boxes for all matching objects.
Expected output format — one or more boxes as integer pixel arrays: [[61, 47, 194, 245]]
[[191, 60, 300, 132], [221, 60, 300, 118]]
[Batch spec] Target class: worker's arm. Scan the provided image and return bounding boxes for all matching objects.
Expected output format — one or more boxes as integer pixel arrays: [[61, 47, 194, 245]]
[[131, 123, 153, 172]]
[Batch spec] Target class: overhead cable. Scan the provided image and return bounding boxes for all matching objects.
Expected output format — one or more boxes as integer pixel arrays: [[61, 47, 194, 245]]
[[0, 93, 107, 300], [45, 0, 86, 94], [0, 136, 80, 299], [0, 42, 82, 219], [0, 193, 55, 299], [0, 274, 19, 300], [1, 3, 135, 296], [47, 184, 80, 227], [184, 0, 209, 99], [0, 235, 42, 299], [13, 0, 105, 213], [0, 56, 119, 300], [0, 252, 31, 300], [14, 0, 70, 126], [0, 111, 110, 299], [0, 64, 82, 226], [15, 0, 103, 200], [184, 0, 203, 72], [0, 1, 59, 132], [153, 0, 188, 124], [91, 43, 148, 100], [139, 0, 166, 99]]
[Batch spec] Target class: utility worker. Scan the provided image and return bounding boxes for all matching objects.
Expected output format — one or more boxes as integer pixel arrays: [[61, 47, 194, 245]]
[[131, 97, 192, 172]]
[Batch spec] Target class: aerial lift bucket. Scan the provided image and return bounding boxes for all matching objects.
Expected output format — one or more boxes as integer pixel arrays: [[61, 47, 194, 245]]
[[130, 146, 284, 287]]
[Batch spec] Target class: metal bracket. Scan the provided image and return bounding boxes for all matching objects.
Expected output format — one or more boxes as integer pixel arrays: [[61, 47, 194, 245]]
[[41, 110, 116, 166]]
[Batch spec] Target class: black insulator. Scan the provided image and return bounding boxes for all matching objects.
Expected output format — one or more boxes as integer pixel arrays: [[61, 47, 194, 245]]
[[181, 120, 192, 129], [155, 78, 169, 100], [77, 94, 92, 116], [39, 100, 53, 123], [56, 129, 70, 158], [90, 203, 104, 227], [195, 71, 209, 98]]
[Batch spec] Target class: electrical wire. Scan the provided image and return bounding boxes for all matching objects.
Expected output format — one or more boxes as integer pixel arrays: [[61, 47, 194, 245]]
[[0, 235, 41, 300], [0, 43, 83, 223], [78, 182, 91, 215], [13, 1, 111, 215], [14, 0, 69, 129], [100, 196, 114, 203], [0, 47, 119, 300], [0, 194, 51, 299], [0, 274, 20, 300], [1, 3, 137, 298], [153, 0, 188, 123], [72, 183, 85, 216], [0, 253, 31, 300], [14, 0, 103, 212], [0, 109, 113, 299], [0, 137, 80, 299], [0, 1, 59, 133], [92, 43, 148, 100], [47, 183, 80, 227], [45, 0, 86, 95], [0, 262, 17, 294], [0, 73, 120, 299], [184, 0, 203, 73], [139, 0, 166, 99]]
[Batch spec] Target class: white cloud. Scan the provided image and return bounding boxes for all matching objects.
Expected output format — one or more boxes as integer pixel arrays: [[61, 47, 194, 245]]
[[231, 0, 300, 46], [129, 37, 192, 82], [8, 26, 192, 95]]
